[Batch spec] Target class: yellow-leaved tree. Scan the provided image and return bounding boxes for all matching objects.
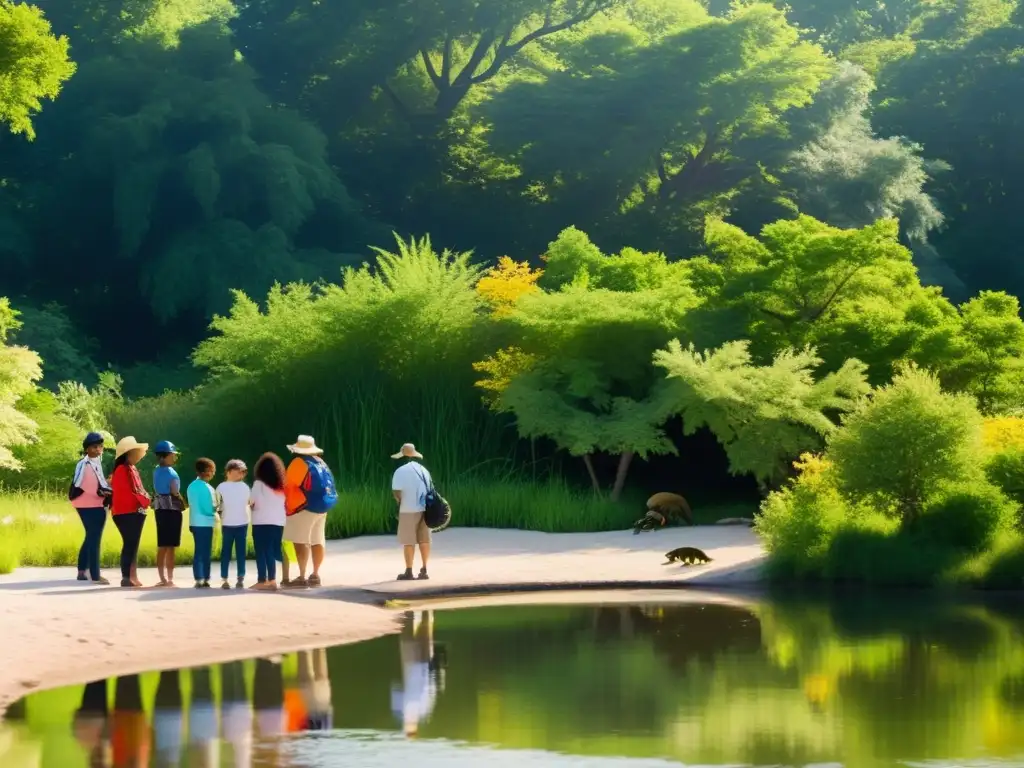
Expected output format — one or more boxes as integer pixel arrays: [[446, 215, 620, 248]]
[[475, 257, 543, 315]]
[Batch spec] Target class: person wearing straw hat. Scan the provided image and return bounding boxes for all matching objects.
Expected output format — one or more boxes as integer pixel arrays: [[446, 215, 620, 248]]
[[391, 443, 432, 581], [282, 435, 338, 588], [110, 436, 151, 588]]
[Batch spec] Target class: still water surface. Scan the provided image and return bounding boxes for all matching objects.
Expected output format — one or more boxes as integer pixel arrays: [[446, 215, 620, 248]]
[[5, 594, 1024, 767]]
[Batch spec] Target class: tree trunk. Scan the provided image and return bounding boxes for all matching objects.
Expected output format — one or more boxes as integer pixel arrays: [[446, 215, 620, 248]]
[[610, 451, 634, 502], [582, 454, 602, 495]]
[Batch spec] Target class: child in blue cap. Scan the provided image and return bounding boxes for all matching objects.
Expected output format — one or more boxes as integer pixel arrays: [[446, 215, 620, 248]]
[[153, 440, 185, 587]]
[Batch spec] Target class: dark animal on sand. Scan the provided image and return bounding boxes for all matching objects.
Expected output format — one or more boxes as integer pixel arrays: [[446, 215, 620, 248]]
[[662, 546, 712, 566], [633, 492, 693, 534]]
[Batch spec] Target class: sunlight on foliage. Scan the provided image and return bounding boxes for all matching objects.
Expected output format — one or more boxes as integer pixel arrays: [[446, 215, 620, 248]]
[[476, 257, 543, 315]]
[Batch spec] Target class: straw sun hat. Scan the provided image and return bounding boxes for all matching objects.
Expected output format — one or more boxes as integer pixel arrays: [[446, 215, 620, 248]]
[[391, 443, 424, 460], [114, 436, 149, 460], [287, 435, 324, 455]]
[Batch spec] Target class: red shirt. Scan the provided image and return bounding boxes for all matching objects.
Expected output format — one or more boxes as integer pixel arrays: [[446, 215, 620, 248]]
[[110, 464, 151, 515]]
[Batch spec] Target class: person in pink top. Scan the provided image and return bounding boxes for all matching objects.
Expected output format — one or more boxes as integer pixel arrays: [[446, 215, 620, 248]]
[[69, 432, 113, 584]]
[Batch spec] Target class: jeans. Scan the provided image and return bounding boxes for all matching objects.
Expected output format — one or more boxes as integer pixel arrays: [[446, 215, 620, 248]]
[[76, 507, 106, 580], [252, 525, 283, 582], [220, 525, 248, 580], [190, 526, 213, 581], [112, 512, 145, 580]]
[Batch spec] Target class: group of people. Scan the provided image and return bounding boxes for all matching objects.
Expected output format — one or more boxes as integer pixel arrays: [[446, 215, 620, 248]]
[[69, 430, 436, 589]]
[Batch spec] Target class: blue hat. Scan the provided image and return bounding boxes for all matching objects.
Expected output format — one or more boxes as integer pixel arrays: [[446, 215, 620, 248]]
[[82, 432, 105, 451], [154, 440, 179, 455]]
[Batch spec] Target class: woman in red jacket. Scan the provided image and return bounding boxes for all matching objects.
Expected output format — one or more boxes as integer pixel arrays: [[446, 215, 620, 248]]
[[110, 437, 151, 588]]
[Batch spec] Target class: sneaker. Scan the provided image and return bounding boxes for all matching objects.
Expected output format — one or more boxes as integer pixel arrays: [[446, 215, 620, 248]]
[[195, 581, 204, 589], [221, 580, 231, 590], [92, 577, 110, 585], [397, 569, 414, 581], [235, 579, 245, 590], [202, 580, 212, 589], [77, 573, 88, 581], [417, 568, 429, 581]]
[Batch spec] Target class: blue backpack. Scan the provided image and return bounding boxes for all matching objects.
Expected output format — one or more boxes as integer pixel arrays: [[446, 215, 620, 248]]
[[302, 457, 338, 513]]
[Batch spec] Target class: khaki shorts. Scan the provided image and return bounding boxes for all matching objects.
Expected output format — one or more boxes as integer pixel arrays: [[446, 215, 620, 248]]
[[398, 513, 431, 546], [284, 510, 327, 546]]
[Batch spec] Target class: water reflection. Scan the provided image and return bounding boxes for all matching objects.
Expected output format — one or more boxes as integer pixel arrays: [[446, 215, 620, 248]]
[[5, 598, 1024, 767]]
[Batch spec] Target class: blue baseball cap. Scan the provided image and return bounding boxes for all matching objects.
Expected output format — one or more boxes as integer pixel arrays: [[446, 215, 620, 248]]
[[154, 440, 179, 455], [82, 432, 105, 451]]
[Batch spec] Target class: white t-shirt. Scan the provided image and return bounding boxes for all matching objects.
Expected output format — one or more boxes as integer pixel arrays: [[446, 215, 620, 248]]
[[216, 481, 251, 526], [250, 480, 286, 526], [392, 462, 431, 514]]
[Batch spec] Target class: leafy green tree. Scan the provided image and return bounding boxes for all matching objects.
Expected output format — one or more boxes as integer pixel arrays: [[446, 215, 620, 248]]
[[15, 23, 382, 357], [484, 3, 833, 251], [475, 229, 697, 498], [827, 365, 982, 524], [9, 302, 99, 387], [875, 13, 1024, 300], [0, 0, 74, 139], [652, 339, 869, 490], [780, 62, 947, 243], [0, 298, 42, 469]]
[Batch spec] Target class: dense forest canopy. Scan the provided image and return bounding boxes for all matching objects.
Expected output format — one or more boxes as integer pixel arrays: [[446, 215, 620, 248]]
[[1, 0, 1022, 390]]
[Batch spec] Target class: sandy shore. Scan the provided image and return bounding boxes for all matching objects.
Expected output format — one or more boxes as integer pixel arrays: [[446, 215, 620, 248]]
[[0, 526, 763, 711]]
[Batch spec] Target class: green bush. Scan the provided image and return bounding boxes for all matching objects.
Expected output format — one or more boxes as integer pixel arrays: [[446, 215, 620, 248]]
[[828, 365, 983, 524], [917, 481, 1016, 552], [0, 389, 81, 488], [984, 447, 1024, 511], [756, 477, 850, 578]]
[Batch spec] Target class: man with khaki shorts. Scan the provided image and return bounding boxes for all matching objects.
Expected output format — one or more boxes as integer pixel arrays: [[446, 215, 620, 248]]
[[282, 435, 334, 588], [391, 443, 432, 581]]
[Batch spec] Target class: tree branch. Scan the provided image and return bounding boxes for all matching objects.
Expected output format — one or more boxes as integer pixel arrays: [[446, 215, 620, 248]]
[[420, 48, 443, 89], [440, 33, 454, 85], [469, 2, 608, 85], [807, 267, 864, 322]]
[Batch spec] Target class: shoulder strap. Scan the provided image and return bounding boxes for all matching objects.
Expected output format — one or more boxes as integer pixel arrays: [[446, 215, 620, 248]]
[[411, 465, 434, 493]]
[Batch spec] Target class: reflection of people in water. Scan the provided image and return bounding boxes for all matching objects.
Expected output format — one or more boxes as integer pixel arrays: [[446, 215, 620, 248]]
[[74, 680, 111, 768], [220, 661, 253, 768], [390, 610, 442, 737], [152, 671, 183, 768], [111, 675, 150, 768], [187, 667, 220, 768], [253, 657, 286, 766], [298, 649, 333, 731]]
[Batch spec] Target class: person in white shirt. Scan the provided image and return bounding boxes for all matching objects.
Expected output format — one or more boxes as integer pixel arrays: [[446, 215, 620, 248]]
[[152, 670, 183, 768], [187, 667, 220, 768], [250, 452, 288, 590], [391, 443, 432, 581], [216, 459, 251, 589], [390, 611, 438, 737]]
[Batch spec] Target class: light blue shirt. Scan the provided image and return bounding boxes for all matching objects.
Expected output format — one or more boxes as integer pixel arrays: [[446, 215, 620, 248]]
[[187, 478, 217, 527], [153, 465, 180, 495]]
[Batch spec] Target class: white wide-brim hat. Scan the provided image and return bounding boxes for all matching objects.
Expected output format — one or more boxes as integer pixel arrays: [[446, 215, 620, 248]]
[[287, 435, 323, 455], [391, 443, 423, 460], [114, 436, 149, 460]]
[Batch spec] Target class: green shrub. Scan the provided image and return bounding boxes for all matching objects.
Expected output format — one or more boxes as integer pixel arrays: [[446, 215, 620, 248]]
[[0, 389, 81, 488], [756, 478, 850, 578], [828, 365, 983, 524], [984, 447, 1024, 511], [917, 481, 1016, 552]]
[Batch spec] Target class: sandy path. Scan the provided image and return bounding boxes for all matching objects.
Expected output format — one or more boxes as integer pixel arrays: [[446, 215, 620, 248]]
[[0, 526, 763, 711]]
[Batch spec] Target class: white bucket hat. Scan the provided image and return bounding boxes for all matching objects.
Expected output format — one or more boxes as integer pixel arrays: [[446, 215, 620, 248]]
[[114, 436, 149, 460], [287, 435, 323, 455], [391, 443, 423, 460]]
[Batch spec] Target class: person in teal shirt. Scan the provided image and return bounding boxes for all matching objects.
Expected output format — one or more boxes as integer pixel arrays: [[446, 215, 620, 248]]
[[186, 458, 218, 588]]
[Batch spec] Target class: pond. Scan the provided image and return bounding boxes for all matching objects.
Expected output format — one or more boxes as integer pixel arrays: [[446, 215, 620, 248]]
[[4, 592, 1024, 767]]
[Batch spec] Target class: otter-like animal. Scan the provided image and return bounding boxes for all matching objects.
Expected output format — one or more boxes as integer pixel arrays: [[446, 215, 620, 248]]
[[632, 492, 693, 534], [662, 546, 712, 566]]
